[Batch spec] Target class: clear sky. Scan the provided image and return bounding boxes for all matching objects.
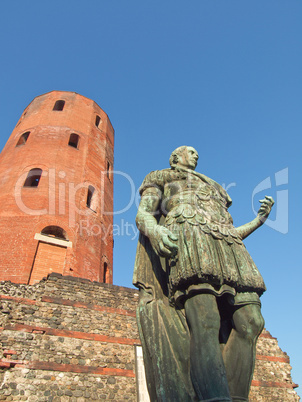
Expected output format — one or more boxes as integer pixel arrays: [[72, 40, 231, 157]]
[[0, 0, 301, 394]]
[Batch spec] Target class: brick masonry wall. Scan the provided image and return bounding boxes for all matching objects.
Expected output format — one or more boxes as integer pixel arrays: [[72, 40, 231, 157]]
[[250, 330, 299, 401], [0, 274, 299, 401]]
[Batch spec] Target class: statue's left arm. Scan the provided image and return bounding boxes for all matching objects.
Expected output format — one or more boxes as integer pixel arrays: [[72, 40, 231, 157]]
[[236, 196, 274, 240]]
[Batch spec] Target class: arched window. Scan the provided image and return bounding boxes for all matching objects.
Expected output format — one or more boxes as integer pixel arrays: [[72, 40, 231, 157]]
[[95, 115, 101, 127], [53, 100, 65, 111], [86, 185, 96, 210], [68, 133, 80, 149], [16, 131, 30, 147], [103, 262, 109, 283], [106, 161, 112, 181], [41, 226, 68, 240], [24, 168, 43, 187]]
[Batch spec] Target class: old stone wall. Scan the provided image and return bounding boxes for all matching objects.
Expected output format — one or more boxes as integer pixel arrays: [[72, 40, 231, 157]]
[[0, 274, 139, 401], [250, 329, 299, 401], [0, 274, 299, 401]]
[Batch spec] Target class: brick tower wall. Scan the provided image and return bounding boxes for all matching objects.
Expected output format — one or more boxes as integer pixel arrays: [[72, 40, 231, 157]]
[[0, 92, 114, 285], [0, 276, 299, 401]]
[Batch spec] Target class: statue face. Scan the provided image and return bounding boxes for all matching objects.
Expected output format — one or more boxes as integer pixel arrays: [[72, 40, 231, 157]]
[[176, 146, 199, 170]]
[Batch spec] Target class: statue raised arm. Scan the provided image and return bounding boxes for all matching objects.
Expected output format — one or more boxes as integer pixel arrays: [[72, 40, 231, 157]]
[[236, 196, 274, 239]]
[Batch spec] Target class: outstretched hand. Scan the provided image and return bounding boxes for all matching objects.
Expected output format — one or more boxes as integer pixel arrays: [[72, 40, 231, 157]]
[[149, 225, 178, 258], [258, 196, 274, 221]]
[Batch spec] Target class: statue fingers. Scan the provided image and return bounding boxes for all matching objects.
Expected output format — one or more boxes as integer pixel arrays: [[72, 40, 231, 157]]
[[265, 195, 275, 205], [157, 234, 178, 256], [168, 232, 178, 241], [161, 227, 178, 242], [259, 199, 269, 206], [158, 241, 174, 257], [162, 234, 178, 248], [259, 196, 274, 207], [259, 204, 269, 211]]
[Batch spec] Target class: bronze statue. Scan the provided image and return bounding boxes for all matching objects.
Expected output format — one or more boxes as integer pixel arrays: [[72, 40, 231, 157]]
[[133, 146, 274, 402]]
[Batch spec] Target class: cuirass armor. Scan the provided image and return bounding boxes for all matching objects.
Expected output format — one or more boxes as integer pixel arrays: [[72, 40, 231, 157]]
[[162, 173, 241, 244]]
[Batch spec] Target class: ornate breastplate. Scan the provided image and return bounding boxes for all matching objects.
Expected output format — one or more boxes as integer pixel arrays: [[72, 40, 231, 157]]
[[163, 179, 242, 244]]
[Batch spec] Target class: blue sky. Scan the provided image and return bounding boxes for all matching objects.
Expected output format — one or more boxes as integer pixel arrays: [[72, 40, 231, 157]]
[[0, 0, 301, 393]]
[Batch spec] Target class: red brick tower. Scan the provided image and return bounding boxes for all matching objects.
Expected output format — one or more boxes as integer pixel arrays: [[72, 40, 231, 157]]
[[0, 91, 114, 284]]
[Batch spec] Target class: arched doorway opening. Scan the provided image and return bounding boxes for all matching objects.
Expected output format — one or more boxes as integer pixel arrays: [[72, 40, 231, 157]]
[[29, 226, 70, 285]]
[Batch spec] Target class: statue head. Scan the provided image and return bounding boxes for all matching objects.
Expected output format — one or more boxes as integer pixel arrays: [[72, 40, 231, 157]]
[[169, 146, 199, 170]]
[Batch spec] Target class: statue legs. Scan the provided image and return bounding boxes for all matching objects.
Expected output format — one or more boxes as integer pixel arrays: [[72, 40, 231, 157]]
[[184, 295, 263, 401], [138, 282, 263, 401], [222, 304, 264, 401], [184, 293, 232, 402]]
